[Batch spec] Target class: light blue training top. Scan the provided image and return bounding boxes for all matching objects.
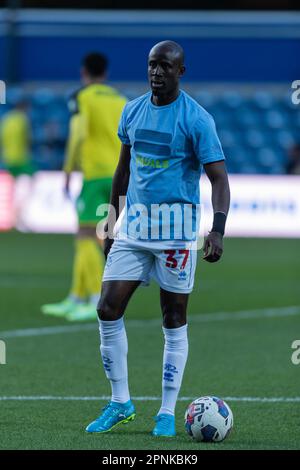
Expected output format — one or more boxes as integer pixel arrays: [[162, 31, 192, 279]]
[[118, 90, 225, 242]]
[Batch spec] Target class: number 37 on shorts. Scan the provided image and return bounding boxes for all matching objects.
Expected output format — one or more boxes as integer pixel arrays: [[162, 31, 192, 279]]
[[164, 249, 190, 269], [103, 240, 198, 294], [159, 248, 197, 293]]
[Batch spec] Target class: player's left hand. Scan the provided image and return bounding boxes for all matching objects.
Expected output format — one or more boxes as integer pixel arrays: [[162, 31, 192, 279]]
[[203, 232, 223, 263]]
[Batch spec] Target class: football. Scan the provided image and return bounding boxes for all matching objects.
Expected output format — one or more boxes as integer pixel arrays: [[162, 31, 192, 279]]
[[184, 396, 233, 442]]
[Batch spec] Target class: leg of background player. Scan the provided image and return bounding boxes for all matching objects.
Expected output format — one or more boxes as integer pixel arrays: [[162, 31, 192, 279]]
[[41, 225, 104, 319], [67, 225, 104, 321], [40, 228, 88, 317]]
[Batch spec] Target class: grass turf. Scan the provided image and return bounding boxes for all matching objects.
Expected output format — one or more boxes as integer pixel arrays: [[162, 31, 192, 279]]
[[0, 232, 299, 450]]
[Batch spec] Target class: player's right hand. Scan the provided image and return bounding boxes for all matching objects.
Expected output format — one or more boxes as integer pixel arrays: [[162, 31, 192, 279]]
[[104, 237, 114, 259], [103, 221, 114, 258]]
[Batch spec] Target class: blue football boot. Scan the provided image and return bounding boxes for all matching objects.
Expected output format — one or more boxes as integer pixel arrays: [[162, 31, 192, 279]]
[[86, 400, 136, 433], [151, 413, 176, 437]]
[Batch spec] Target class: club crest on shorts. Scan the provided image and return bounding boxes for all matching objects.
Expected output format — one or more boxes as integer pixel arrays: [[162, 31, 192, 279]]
[[178, 270, 187, 281]]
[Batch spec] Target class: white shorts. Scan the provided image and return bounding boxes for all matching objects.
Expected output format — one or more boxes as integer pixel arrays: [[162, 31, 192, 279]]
[[103, 238, 197, 294]]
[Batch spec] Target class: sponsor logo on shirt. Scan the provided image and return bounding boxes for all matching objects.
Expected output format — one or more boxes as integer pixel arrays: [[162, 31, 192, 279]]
[[136, 155, 169, 169]]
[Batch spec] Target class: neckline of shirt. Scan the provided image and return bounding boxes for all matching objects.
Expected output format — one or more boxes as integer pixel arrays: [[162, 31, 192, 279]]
[[148, 90, 183, 110]]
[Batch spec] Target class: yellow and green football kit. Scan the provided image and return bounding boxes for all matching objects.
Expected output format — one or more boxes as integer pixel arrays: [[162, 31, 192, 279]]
[[62, 83, 126, 306], [0, 110, 33, 176], [64, 83, 126, 225]]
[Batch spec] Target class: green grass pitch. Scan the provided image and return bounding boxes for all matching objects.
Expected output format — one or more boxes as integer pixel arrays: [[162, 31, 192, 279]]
[[0, 232, 299, 450]]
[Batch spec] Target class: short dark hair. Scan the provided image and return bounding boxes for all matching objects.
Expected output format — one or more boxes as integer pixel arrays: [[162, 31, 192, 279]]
[[82, 52, 108, 77]]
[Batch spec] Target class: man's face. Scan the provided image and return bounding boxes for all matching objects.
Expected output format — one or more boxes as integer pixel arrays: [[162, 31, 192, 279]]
[[148, 48, 184, 96]]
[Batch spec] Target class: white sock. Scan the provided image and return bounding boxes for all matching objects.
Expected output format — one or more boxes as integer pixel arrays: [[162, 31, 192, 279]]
[[158, 324, 188, 416], [99, 317, 130, 404]]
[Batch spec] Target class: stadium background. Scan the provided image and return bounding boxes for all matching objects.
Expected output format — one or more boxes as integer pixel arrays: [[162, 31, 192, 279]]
[[0, 2, 299, 450]]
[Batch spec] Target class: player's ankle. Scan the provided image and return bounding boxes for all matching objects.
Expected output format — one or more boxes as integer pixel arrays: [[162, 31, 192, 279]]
[[158, 409, 175, 416]]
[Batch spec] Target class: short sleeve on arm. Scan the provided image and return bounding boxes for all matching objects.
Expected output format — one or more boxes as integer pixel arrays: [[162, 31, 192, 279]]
[[118, 105, 130, 145], [192, 114, 225, 165]]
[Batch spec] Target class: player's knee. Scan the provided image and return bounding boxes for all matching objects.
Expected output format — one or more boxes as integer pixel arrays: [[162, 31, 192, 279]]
[[162, 304, 186, 328], [97, 295, 122, 321]]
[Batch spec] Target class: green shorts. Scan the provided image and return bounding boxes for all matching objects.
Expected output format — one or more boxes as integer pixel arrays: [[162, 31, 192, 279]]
[[6, 162, 35, 177], [76, 177, 112, 226]]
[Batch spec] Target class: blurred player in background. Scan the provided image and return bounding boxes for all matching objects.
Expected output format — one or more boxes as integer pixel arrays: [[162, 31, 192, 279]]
[[0, 98, 33, 177], [41, 52, 127, 321]]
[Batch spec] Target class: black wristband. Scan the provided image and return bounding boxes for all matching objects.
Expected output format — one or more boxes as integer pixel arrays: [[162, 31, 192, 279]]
[[211, 212, 227, 236]]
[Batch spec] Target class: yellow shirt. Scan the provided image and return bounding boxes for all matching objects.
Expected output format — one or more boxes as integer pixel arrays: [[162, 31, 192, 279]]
[[0, 110, 30, 166], [63, 83, 127, 180]]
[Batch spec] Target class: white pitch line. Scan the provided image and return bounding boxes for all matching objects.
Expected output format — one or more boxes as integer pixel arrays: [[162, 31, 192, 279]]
[[0, 305, 299, 339], [128, 305, 300, 327], [0, 395, 300, 403], [0, 323, 96, 339]]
